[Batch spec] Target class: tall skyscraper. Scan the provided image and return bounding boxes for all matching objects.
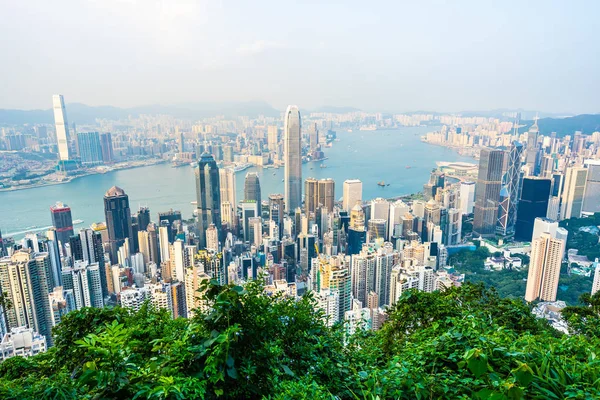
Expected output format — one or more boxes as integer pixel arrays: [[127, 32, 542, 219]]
[[459, 181, 475, 215], [219, 167, 236, 226], [268, 194, 285, 238], [343, 179, 362, 211], [496, 141, 524, 237], [77, 132, 103, 165], [50, 202, 74, 252], [52, 94, 71, 161], [99, 132, 114, 163], [136, 207, 151, 231], [0, 250, 52, 343], [318, 178, 335, 213], [284, 105, 302, 213], [103, 186, 133, 264], [195, 152, 221, 249], [525, 119, 540, 175], [582, 160, 600, 214], [0, 228, 6, 257], [525, 232, 566, 302], [473, 148, 505, 237], [304, 178, 318, 216], [515, 177, 551, 241], [560, 166, 588, 220], [244, 172, 261, 205]]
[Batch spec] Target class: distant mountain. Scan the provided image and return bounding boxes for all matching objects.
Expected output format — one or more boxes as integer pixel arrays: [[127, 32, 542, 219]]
[[458, 109, 573, 120], [0, 101, 280, 125], [309, 106, 362, 114], [520, 114, 600, 136]]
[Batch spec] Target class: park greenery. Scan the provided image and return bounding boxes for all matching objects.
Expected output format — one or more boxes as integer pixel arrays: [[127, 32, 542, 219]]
[[0, 280, 600, 399]]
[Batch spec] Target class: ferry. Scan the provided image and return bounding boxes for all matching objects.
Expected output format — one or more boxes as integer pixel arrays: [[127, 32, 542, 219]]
[[377, 181, 385, 187], [320, 164, 327, 168]]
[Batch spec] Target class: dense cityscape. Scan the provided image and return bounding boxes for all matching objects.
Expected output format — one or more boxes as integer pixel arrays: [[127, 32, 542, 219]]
[[0, 95, 599, 358]]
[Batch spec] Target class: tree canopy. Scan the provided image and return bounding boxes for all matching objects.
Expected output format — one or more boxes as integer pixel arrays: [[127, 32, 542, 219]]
[[0, 281, 599, 399]]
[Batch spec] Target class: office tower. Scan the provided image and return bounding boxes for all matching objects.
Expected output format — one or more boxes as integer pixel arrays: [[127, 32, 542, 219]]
[[137, 207, 151, 231], [284, 105, 302, 213], [497, 142, 524, 237], [560, 167, 588, 220], [350, 202, 365, 230], [305, 178, 318, 216], [48, 286, 76, 327], [146, 223, 160, 265], [99, 132, 114, 163], [45, 229, 62, 288], [158, 226, 170, 263], [368, 219, 387, 242], [267, 126, 279, 153], [473, 148, 505, 237], [50, 202, 74, 252], [525, 232, 566, 302], [72, 228, 108, 298], [103, 186, 133, 264], [195, 152, 221, 249], [0, 250, 52, 343], [248, 217, 263, 247], [370, 198, 390, 222], [240, 200, 258, 242], [583, 160, 600, 214], [158, 209, 182, 243], [343, 179, 362, 211], [77, 132, 103, 165], [388, 200, 410, 239], [52, 94, 71, 161], [318, 178, 335, 213], [244, 172, 261, 205], [525, 119, 540, 175], [309, 122, 319, 152], [0, 228, 6, 257], [514, 178, 551, 241], [423, 170, 445, 200], [219, 167, 236, 226], [268, 194, 285, 236]]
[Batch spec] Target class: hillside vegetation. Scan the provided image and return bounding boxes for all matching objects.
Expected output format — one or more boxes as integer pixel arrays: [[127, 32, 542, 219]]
[[0, 281, 599, 399]]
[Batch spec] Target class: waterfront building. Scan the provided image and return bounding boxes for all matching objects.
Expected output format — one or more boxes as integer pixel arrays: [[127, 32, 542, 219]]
[[195, 152, 221, 249], [343, 179, 362, 212], [50, 202, 74, 252], [77, 132, 103, 165], [52, 94, 71, 161], [473, 148, 505, 237], [103, 186, 133, 264], [99, 132, 114, 163], [284, 105, 302, 213]]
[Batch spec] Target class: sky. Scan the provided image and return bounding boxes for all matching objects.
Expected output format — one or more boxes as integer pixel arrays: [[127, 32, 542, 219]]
[[1, 0, 599, 114]]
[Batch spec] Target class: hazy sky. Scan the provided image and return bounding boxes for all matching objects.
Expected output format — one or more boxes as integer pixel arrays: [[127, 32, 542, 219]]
[[1, 0, 599, 113]]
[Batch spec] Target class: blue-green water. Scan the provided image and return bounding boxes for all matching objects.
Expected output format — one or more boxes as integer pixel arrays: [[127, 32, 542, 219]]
[[0, 126, 472, 237]]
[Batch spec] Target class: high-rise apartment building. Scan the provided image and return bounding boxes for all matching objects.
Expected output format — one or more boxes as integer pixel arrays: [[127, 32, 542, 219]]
[[560, 167, 588, 220], [525, 232, 566, 302], [50, 202, 74, 252], [52, 94, 71, 161], [99, 132, 114, 163], [473, 148, 505, 237], [103, 186, 133, 264], [343, 179, 362, 212], [195, 152, 221, 249], [284, 105, 302, 213]]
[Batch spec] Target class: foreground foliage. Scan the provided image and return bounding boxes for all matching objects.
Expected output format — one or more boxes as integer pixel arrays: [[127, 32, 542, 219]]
[[0, 281, 599, 399]]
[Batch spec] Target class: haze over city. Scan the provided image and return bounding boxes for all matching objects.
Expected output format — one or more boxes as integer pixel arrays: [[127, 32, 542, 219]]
[[2, 0, 599, 114]]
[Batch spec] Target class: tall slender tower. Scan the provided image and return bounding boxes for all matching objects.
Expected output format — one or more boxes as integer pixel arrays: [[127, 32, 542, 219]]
[[50, 202, 74, 252], [473, 148, 505, 237], [103, 186, 133, 264], [525, 232, 566, 302], [284, 105, 302, 213], [244, 172, 262, 205], [497, 141, 524, 237], [195, 152, 221, 249], [52, 94, 71, 161]]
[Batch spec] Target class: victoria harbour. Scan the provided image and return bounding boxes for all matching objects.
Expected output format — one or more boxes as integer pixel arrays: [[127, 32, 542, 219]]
[[0, 126, 471, 237]]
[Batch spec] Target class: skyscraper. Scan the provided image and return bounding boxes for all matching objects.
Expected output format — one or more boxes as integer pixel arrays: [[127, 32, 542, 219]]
[[496, 141, 524, 237], [50, 202, 74, 252], [99, 132, 114, 163], [582, 160, 600, 214], [52, 94, 71, 161], [195, 152, 221, 249], [103, 186, 133, 264], [318, 178, 335, 213], [343, 179, 362, 211], [244, 172, 261, 205], [560, 166, 588, 220], [284, 105, 302, 213], [515, 177, 551, 242], [525, 232, 566, 302], [473, 148, 505, 237], [268, 194, 285, 238], [77, 132, 103, 165], [525, 119, 540, 175], [136, 207, 151, 231], [219, 167, 236, 226], [0, 228, 7, 257]]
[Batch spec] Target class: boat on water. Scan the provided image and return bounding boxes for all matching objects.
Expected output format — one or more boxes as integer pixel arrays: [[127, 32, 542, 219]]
[[377, 181, 385, 187], [281, 179, 284, 182], [272, 172, 276, 175], [405, 166, 411, 169], [320, 164, 327, 168], [73, 219, 84, 225]]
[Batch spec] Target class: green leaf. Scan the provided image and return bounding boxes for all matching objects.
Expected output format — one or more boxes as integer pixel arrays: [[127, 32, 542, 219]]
[[227, 366, 238, 379], [512, 363, 534, 386], [466, 349, 488, 378], [282, 365, 295, 376]]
